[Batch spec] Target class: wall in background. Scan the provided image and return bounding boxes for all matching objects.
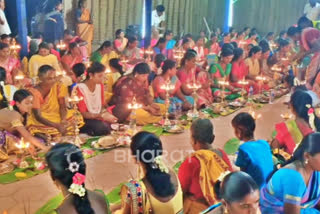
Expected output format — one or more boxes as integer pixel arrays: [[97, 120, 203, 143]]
[[62, 0, 306, 45]]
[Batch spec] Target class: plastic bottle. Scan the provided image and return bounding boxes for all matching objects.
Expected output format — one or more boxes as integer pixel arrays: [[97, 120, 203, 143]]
[[269, 89, 275, 104], [249, 86, 254, 97]]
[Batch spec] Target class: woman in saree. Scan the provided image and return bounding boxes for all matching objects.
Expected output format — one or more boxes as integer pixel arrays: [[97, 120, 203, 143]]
[[76, 0, 94, 55], [43, 1, 64, 44], [123, 36, 144, 69], [148, 53, 166, 84], [194, 37, 209, 66], [45, 143, 110, 214], [178, 119, 233, 214], [110, 62, 165, 125], [152, 59, 193, 112], [90, 40, 118, 68], [261, 133, 320, 214], [230, 48, 258, 94], [114, 132, 183, 214], [114, 29, 128, 54], [27, 65, 84, 140], [207, 33, 221, 55], [177, 50, 210, 108], [203, 172, 260, 214], [153, 37, 168, 57], [76, 62, 117, 136], [209, 48, 239, 99], [232, 112, 274, 188], [28, 42, 60, 80], [0, 42, 21, 84], [61, 42, 83, 81], [0, 89, 47, 161], [246, 32, 258, 46], [271, 90, 319, 155]]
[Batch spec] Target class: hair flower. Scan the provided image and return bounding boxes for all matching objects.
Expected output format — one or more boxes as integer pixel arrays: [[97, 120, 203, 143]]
[[9, 100, 16, 106], [308, 108, 314, 115], [72, 172, 86, 185], [68, 162, 80, 173], [154, 156, 169, 174], [68, 183, 86, 197]]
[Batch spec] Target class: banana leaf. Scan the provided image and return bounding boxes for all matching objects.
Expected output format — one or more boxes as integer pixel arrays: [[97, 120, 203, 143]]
[[142, 124, 164, 136], [224, 138, 240, 155]]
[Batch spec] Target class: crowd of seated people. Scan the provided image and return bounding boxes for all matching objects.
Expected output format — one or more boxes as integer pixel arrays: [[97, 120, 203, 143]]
[[2, 5, 320, 212]]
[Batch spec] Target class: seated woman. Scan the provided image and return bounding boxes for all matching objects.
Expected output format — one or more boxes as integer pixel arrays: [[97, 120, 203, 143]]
[[27, 65, 84, 140], [178, 119, 232, 214], [207, 33, 221, 54], [246, 32, 258, 46], [271, 90, 319, 155], [153, 37, 168, 57], [46, 143, 110, 213], [230, 48, 258, 94], [76, 62, 117, 136], [148, 53, 166, 84], [123, 36, 144, 69], [115, 132, 183, 214], [0, 89, 47, 161], [231, 112, 274, 188], [28, 42, 60, 80], [261, 133, 320, 214], [0, 67, 16, 108], [110, 62, 165, 125], [209, 48, 239, 99], [0, 42, 21, 84], [114, 29, 128, 54], [90, 41, 118, 68], [203, 171, 260, 214], [63, 29, 88, 59], [177, 50, 212, 108], [273, 39, 292, 75], [61, 42, 83, 79], [194, 37, 209, 66], [153, 59, 193, 112]]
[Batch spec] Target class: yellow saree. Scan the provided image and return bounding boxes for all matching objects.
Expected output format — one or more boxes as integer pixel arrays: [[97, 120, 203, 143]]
[[27, 83, 84, 137], [184, 150, 231, 214], [76, 8, 94, 54]]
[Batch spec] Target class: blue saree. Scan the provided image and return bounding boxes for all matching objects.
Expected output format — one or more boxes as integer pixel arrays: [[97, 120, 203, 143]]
[[260, 168, 320, 214]]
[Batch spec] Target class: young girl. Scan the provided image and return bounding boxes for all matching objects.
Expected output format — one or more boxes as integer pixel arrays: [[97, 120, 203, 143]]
[[232, 112, 274, 188], [45, 143, 110, 213], [76, 62, 118, 136], [0, 89, 47, 160]]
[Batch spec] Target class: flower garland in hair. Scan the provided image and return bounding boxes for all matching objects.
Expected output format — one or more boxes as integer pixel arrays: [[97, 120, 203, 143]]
[[65, 148, 86, 197], [217, 171, 231, 182], [157, 61, 165, 75], [293, 77, 301, 87], [306, 104, 316, 131], [152, 156, 169, 173]]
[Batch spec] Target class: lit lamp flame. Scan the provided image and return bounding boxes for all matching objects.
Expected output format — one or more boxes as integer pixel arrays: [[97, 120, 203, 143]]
[[128, 97, 142, 110], [10, 39, 21, 51], [249, 110, 262, 120], [272, 66, 282, 72], [281, 113, 293, 120], [57, 40, 66, 50], [56, 70, 66, 76], [161, 82, 175, 91], [15, 75, 25, 80], [256, 76, 266, 81], [187, 82, 201, 90], [15, 138, 30, 150], [68, 95, 83, 103]]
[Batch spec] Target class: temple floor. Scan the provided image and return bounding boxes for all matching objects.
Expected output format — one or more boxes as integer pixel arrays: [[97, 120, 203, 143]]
[[0, 96, 290, 213]]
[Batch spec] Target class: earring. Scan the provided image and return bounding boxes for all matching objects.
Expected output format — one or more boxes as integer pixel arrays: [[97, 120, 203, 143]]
[[305, 159, 309, 165]]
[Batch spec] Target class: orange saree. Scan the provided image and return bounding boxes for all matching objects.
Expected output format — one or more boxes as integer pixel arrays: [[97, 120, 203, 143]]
[[76, 8, 94, 54]]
